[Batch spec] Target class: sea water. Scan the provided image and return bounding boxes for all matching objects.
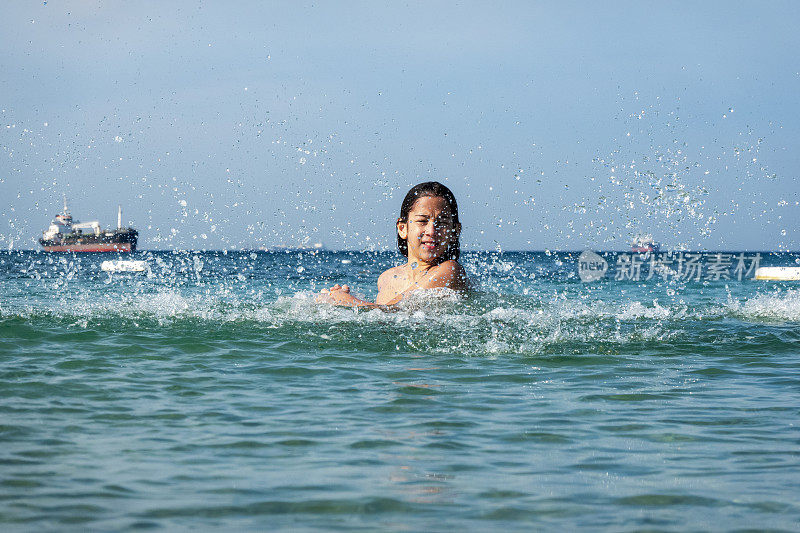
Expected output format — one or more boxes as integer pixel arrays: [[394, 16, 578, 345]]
[[1, 250, 799, 531]]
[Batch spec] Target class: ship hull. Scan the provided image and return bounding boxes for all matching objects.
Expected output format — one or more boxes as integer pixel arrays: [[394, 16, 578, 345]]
[[632, 246, 659, 254], [41, 243, 134, 252], [40, 229, 138, 252]]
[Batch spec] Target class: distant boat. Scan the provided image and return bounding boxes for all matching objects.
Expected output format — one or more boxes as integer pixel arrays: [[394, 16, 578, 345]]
[[40, 197, 138, 252], [754, 267, 800, 281], [631, 234, 660, 253], [101, 260, 148, 272]]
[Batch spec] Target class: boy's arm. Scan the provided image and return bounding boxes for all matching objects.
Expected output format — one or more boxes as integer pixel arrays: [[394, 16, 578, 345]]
[[318, 261, 467, 308], [318, 284, 395, 309], [380, 261, 468, 305], [415, 260, 469, 291]]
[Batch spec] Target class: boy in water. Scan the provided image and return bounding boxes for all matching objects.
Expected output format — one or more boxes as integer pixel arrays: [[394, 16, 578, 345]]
[[319, 181, 469, 307]]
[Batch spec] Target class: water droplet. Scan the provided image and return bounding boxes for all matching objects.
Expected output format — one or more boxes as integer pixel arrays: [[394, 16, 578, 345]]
[[411, 262, 418, 270]]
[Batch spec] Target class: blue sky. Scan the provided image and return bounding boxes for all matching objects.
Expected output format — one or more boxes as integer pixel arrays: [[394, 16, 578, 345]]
[[2, 1, 798, 251]]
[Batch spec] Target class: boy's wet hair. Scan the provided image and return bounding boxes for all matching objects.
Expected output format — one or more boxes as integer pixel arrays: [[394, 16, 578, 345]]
[[397, 181, 461, 261]]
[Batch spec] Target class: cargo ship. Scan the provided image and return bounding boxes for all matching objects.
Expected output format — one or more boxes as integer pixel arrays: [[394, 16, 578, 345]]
[[631, 234, 660, 254], [39, 198, 138, 252]]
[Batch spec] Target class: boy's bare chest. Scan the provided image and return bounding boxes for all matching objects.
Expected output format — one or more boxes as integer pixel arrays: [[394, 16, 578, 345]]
[[387, 271, 414, 293], [377, 267, 422, 303]]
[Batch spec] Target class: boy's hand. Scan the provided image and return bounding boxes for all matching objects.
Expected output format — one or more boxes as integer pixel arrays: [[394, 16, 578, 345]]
[[316, 284, 356, 305]]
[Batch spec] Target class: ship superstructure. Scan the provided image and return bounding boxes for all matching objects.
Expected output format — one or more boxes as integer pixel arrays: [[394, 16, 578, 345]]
[[40, 197, 138, 252], [631, 234, 660, 254]]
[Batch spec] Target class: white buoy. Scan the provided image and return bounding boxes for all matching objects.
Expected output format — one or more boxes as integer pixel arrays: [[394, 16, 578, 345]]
[[754, 267, 800, 281], [101, 260, 147, 272]]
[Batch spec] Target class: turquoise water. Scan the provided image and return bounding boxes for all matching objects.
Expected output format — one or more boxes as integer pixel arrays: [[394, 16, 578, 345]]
[[2, 250, 799, 531]]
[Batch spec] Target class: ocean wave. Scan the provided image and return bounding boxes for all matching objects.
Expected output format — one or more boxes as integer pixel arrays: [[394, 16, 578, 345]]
[[726, 288, 800, 322], [3, 280, 799, 356]]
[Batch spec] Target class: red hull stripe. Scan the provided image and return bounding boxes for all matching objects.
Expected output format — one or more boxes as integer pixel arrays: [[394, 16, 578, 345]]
[[42, 244, 133, 252]]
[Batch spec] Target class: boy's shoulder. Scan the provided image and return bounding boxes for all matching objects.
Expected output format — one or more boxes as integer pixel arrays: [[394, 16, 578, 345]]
[[425, 260, 469, 289], [433, 259, 466, 276], [378, 264, 406, 288], [439, 259, 463, 268], [379, 264, 405, 278]]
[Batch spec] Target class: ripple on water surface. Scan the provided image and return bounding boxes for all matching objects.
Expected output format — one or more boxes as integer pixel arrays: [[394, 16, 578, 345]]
[[1, 251, 799, 530]]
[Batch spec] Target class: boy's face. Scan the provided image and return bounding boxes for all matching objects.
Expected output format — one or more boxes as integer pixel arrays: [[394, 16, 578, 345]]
[[397, 195, 460, 265]]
